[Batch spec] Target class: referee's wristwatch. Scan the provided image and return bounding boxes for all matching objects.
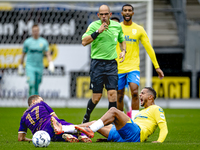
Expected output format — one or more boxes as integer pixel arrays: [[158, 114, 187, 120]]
[[122, 49, 127, 53]]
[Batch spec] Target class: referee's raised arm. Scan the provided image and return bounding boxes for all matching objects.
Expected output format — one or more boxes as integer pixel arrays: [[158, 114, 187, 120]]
[[82, 22, 108, 46], [82, 34, 94, 46]]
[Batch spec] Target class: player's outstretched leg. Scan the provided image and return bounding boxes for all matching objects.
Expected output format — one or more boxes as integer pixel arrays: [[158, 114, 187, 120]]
[[78, 135, 92, 143], [75, 126, 94, 138], [62, 134, 79, 143], [76, 107, 129, 138], [127, 108, 132, 118], [51, 116, 64, 135], [124, 95, 132, 118]]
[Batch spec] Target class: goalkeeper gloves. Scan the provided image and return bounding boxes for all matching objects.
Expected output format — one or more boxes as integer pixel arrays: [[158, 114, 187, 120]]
[[48, 61, 55, 73], [18, 64, 24, 76]]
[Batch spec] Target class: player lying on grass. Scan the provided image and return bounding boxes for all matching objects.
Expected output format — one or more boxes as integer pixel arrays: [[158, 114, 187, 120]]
[[52, 87, 168, 143], [18, 95, 91, 143]]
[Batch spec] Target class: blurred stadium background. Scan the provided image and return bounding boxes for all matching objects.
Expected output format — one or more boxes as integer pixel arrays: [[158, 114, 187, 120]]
[[0, 0, 200, 108]]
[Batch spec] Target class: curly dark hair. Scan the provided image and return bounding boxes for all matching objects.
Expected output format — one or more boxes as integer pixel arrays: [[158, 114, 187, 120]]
[[144, 87, 157, 100], [122, 4, 134, 11]]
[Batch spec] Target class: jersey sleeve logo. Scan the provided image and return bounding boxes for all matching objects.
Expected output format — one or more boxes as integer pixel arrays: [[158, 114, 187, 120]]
[[160, 114, 165, 119], [132, 29, 137, 35], [159, 108, 164, 113]]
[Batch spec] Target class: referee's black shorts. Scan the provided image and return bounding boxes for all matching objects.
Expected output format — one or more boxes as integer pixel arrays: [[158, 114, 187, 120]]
[[90, 59, 118, 93]]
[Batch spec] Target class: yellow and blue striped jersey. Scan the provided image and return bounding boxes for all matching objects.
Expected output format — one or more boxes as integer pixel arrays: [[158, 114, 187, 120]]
[[134, 105, 168, 142], [116, 22, 160, 74]]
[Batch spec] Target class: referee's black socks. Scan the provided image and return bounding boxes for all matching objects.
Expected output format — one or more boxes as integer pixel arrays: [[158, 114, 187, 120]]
[[86, 98, 96, 115], [108, 101, 117, 110], [82, 99, 96, 123]]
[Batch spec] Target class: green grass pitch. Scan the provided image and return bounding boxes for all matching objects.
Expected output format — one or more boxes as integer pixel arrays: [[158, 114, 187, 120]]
[[0, 107, 200, 150]]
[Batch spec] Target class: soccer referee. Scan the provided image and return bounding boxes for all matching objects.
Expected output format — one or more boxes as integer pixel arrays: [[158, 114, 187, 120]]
[[82, 4, 126, 123]]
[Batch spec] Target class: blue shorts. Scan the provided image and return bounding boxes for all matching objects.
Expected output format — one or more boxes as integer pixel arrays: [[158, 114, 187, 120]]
[[118, 71, 140, 90], [107, 119, 140, 142]]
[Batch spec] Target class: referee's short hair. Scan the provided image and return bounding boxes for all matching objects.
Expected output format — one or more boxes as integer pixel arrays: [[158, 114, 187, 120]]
[[32, 24, 39, 28]]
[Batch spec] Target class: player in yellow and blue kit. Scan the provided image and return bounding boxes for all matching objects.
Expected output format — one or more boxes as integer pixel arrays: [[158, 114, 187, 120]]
[[116, 4, 164, 119], [74, 87, 168, 143], [18, 24, 54, 96], [110, 16, 132, 118]]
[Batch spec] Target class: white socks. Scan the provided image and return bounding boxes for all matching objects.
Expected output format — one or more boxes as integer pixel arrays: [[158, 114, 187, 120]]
[[62, 125, 77, 133], [123, 95, 131, 112], [89, 119, 104, 132], [132, 110, 139, 120], [62, 120, 104, 134]]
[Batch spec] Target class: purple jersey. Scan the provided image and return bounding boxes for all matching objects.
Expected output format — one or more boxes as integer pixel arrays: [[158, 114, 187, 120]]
[[18, 101, 54, 135], [18, 101, 86, 141]]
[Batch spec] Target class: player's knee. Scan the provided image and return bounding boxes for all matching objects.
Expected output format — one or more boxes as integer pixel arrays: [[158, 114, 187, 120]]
[[117, 89, 124, 102], [118, 95, 123, 103], [92, 98, 100, 104], [92, 94, 102, 103], [109, 107, 121, 118], [132, 93, 138, 99], [107, 90, 117, 102], [131, 90, 139, 98], [108, 90, 116, 96], [108, 107, 118, 114], [29, 81, 35, 87]]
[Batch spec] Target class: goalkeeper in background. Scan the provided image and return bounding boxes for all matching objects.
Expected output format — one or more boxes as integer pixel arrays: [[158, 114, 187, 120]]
[[18, 24, 55, 96], [116, 4, 164, 119]]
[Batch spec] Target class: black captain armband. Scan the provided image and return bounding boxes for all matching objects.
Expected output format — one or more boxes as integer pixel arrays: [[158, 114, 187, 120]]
[[91, 30, 100, 40]]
